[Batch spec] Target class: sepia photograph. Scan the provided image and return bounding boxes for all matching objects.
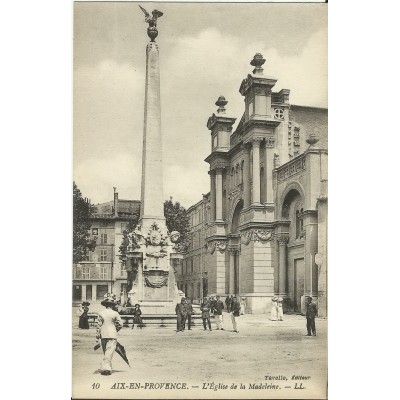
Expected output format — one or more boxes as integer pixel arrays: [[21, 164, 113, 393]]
[[72, 1, 328, 399]]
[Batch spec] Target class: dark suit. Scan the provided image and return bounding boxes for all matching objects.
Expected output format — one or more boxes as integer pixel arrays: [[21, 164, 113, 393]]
[[225, 297, 231, 313], [306, 302, 318, 335], [200, 302, 212, 330], [185, 299, 193, 330], [175, 302, 186, 332]]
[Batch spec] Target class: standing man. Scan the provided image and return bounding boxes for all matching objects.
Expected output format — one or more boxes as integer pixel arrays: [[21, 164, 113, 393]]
[[185, 297, 193, 330], [175, 298, 186, 332], [306, 296, 318, 336], [225, 295, 231, 313], [96, 295, 123, 376], [213, 295, 225, 330], [230, 296, 241, 333], [200, 297, 212, 331]]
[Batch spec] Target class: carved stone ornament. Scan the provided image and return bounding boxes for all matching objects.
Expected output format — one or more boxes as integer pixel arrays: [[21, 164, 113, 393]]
[[274, 153, 280, 168], [215, 96, 228, 114], [265, 137, 275, 148], [228, 246, 240, 255], [144, 270, 169, 288], [205, 240, 227, 254], [169, 231, 181, 243], [146, 222, 168, 246], [276, 234, 290, 245], [128, 225, 146, 249], [250, 53, 266, 74], [241, 229, 274, 245]]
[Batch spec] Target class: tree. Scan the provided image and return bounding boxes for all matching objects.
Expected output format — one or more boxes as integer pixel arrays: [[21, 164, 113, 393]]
[[163, 198, 190, 253], [73, 182, 97, 263]]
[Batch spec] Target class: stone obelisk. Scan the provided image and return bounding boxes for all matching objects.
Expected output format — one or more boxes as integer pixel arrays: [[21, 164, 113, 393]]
[[139, 7, 165, 234], [125, 7, 182, 313]]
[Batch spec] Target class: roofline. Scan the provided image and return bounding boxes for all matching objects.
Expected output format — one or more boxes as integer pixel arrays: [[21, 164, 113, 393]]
[[290, 104, 328, 112]]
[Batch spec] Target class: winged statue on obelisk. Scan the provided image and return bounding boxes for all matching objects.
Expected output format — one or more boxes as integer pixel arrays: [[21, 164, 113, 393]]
[[139, 5, 163, 41]]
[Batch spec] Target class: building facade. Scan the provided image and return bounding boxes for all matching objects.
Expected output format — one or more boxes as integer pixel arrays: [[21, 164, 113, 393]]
[[178, 54, 328, 316], [72, 191, 140, 302]]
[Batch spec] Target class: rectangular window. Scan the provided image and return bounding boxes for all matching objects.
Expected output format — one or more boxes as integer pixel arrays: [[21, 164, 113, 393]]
[[100, 221, 108, 227], [83, 252, 90, 261], [101, 234, 108, 245], [100, 249, 108, 261], [82, 266, 90, 279], [100, 266, 107, 280]]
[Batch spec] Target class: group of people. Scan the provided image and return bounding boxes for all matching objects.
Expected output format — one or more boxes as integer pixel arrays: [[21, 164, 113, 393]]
[[270, 295, 318, 336], [87, 293, 318, 376], [175, 297, 193, 331], [270, 296, 284, 321], [175, 295, 242, 333]]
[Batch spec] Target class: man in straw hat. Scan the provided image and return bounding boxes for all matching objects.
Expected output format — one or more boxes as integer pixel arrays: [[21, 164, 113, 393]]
[[96, 294, 123, 375]]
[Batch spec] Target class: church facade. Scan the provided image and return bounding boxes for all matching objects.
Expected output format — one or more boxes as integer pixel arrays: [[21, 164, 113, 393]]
[[178, 54, 327, 316]]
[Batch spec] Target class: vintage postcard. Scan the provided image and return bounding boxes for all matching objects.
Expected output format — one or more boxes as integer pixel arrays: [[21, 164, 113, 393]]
[[73, 1, 328, 399]]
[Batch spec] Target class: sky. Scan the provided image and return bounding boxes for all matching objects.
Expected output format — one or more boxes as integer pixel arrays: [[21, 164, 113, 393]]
[[73, 1, 327, 208]]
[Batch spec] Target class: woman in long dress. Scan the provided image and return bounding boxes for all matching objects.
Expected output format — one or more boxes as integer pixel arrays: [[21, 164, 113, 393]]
[[79, 302, 90, 329], [277, 297, 284, 321], [270, 296, 278, 321]]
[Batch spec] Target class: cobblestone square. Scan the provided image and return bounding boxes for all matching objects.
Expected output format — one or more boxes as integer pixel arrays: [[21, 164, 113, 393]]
[[72, 313, 327, 399]]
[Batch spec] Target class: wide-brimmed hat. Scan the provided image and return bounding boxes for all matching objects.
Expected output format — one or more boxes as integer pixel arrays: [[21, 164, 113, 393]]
[[277, 297, 283, 302], [134, 304, 140, 307], [82, 301, 90, 306], [272, 296, 278, 301], [101, 296, 116, 307]]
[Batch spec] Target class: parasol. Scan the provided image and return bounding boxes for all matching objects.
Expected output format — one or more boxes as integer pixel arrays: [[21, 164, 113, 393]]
[[94, 340, 131, 368]]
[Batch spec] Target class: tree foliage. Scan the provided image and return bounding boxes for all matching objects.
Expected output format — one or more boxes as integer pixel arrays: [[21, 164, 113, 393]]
[[73, 182, 97, 263], [164, 198, 190, 253]]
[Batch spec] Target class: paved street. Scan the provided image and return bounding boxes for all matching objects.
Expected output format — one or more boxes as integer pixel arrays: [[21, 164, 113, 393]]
[[72, 312, 327, 399]]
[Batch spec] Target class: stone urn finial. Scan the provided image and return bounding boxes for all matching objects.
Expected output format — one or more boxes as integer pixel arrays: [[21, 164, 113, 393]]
[[306, 132, 320, 147], [250, 53, 266, 74], [215, 96, 228, 114]]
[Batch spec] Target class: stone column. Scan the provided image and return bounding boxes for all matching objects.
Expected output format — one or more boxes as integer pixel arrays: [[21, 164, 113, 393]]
[[243, 144, 251, 208], [303, 210, 319, 297], [215, 168, 223, 221], [228, 248, 235, 294], [82, 284, 87, 302], [209, 171, 216, 222], [92, 284, 97, 301], [252, 139, 261, 204], [277, 234, 289, 296], [265, 139, 275, 204]]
